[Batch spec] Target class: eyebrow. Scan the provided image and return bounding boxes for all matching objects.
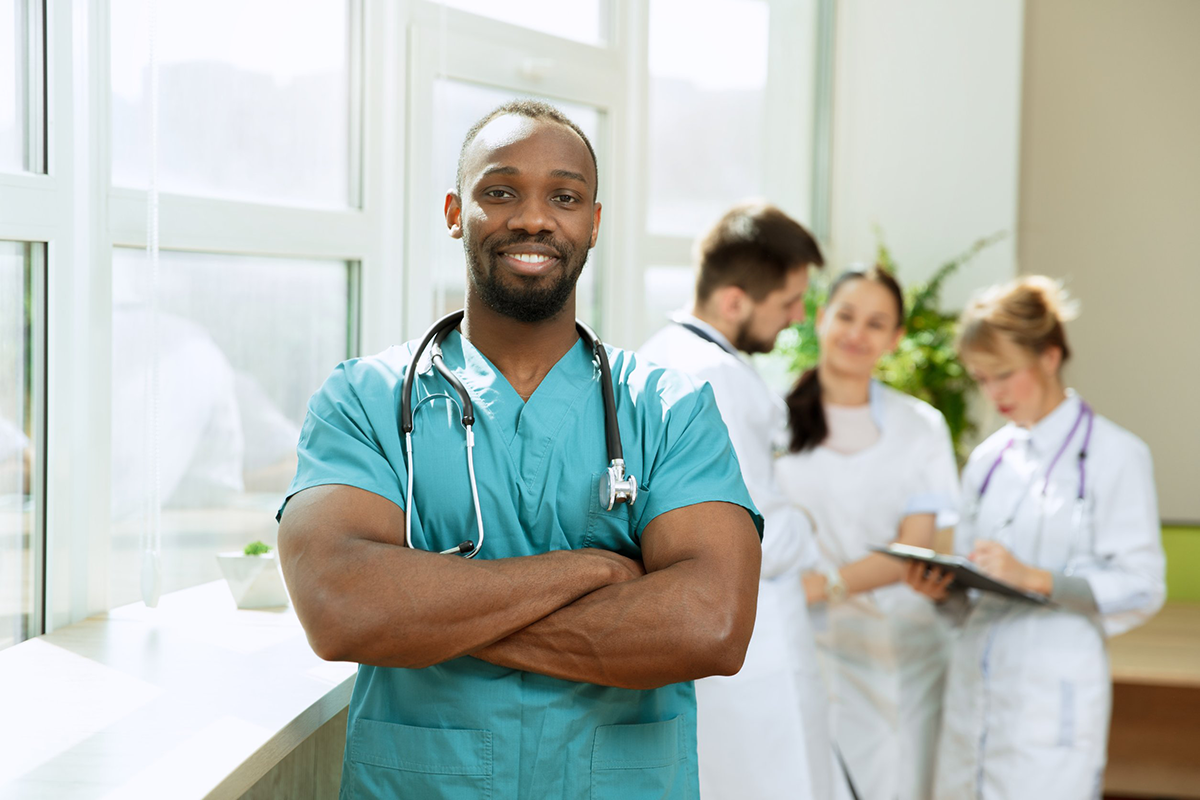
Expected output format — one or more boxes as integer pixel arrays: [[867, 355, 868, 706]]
[[479, 166, 590, 185]]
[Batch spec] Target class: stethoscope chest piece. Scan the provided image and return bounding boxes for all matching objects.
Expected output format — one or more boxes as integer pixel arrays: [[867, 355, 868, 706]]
[[600, 458, 638, 511]]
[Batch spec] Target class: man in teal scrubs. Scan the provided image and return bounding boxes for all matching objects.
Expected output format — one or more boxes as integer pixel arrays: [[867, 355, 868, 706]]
[[277, 100, 763, 799]]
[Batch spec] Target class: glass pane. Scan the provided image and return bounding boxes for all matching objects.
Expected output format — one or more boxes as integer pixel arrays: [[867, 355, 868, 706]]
[[0, 0, 29, 172], [648, 0, 769, 237], [110, 0, 352, 208], [439, 0, 605, 45], [0, 242, 35, 651], [429, 79, 603, 324], [110, 249, 350, 608], [643, 264, 694, 332]]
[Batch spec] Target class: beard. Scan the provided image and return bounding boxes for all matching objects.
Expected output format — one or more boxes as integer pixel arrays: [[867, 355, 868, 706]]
[[463, 230, 588, 324], [731, 317, 777, 355]]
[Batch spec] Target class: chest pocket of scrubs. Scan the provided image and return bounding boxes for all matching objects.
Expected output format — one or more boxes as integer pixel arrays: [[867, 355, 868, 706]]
[[590, 717, 688, 800], [345, 718, 493, 800], [582, 472, 639, 556]]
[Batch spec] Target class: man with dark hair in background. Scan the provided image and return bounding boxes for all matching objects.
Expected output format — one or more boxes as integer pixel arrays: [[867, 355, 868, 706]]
[[640, 202, 849, 799], [277, 100, 764, 799]]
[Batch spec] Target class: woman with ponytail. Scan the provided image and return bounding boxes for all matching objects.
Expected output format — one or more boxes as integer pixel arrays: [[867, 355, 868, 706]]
[[776, 266, 960, 800], [907, 276, 1165, 799]]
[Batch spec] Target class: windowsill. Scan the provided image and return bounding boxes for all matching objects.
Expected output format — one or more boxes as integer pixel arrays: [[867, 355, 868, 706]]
[[0, 580, 356, 799]]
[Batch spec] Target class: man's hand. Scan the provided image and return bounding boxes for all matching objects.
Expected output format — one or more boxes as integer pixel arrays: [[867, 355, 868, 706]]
[[970, 540, 1053, 596], [278, 484, 638, 669], [468, 501, 761, 690], [580, 549, 645, 583]]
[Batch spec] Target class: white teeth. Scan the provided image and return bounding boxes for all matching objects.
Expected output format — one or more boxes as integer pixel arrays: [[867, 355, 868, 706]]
[[509, 253, 551, 264]]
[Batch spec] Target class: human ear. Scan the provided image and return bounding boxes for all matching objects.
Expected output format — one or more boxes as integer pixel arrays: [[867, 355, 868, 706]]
[[717, 286, 749, 325], [1040, 345, 1063, 376], [445, 192, 463, 240], [588, 202, 602, 248]]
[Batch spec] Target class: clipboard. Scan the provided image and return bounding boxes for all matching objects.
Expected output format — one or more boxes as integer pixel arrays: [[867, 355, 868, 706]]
[[870, 543, 1051, 605]]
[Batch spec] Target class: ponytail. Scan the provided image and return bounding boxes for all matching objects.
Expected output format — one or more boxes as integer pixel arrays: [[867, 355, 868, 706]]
[[786, 368, 826, 453]]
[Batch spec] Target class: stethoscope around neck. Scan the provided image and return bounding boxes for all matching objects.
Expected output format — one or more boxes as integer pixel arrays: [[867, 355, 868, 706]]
[[398, 309, 638, 558], [971, 399, 1096, 569]]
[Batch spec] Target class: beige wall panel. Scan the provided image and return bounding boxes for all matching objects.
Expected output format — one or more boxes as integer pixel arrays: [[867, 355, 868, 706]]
[[1019, 0, 1200, 521]]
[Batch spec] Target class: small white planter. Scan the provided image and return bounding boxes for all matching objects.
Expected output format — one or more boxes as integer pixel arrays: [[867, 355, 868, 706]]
[[216, 552, 290, 609]]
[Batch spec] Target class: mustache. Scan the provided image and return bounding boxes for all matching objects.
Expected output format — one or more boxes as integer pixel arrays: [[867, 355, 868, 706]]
[[486, 232, 573, 256]]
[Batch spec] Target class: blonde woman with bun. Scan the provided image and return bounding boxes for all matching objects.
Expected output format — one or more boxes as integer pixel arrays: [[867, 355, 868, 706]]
[[907, 276, 1166, 799]]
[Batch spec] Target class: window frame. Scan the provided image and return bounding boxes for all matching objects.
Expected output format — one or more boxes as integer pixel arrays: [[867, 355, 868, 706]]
[[0, 0, 824, 636]]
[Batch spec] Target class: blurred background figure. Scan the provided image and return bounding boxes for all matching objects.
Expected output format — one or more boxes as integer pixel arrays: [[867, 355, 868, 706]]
[[908, 277, 1166, 800], [640, 202, 849, 799], [776, 265, 960, 800]]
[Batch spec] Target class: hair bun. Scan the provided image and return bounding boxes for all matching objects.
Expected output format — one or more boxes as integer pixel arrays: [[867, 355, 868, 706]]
[[1019, 275, 1080, 323], [958, 274, 1076, 363]]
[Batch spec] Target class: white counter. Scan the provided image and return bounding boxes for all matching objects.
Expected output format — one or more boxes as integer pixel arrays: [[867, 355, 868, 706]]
[[0, 581, 356, 799]]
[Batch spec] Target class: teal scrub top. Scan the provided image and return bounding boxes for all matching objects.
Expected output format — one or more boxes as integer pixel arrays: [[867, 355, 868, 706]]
[[284, 329, 762, 800]]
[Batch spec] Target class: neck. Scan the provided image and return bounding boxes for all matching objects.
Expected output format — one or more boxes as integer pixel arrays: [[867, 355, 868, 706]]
[[461, 291, 580, 400], [1024, 384, 1069, 428], [689, 305, 739, 349], [817, 362, 871, 406]]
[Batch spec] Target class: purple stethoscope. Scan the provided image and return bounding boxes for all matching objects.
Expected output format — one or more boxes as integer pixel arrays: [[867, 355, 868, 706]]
[[971, 399, 1096, 572]]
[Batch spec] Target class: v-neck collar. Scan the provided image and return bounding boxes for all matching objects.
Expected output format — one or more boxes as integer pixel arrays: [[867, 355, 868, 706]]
[[444, 329, 596, 448]]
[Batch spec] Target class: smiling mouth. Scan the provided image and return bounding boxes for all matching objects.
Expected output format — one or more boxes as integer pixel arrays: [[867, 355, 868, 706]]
[[498, 250, 561, 275]]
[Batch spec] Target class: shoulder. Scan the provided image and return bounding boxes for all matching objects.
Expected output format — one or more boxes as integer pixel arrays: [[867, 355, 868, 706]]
[[607, 345, 714, 414], [877, 383, 951, 437], [963, 424, 1016, 479], [310, 342, 417, 408], [1090, 409, 1153, 466], [638, 324, 743, 382]]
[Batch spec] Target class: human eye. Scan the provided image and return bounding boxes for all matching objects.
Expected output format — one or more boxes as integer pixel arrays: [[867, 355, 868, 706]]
[[483, 188, 514, 200], [552, 193, 580, 204]]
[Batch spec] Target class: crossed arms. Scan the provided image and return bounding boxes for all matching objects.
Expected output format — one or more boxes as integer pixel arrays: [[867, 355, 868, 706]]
[[277, 484, 762, 691]]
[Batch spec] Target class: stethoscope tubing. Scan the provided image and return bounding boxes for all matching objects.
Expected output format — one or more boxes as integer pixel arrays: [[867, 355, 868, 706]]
[[399, 310, 629, 558]]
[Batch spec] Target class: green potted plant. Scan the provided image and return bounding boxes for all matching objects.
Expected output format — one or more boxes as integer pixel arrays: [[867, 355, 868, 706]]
[[216, 540, 290, 609], [772, 232, 1006, 462]]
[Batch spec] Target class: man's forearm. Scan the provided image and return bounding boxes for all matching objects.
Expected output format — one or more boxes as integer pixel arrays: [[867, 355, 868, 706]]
[[470, 557, 756, 690], [279, 487, 637, 670], [292, 540, 631, 669]]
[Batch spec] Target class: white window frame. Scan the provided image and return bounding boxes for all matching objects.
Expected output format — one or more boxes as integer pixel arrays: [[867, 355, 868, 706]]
[[0, 0, 825, 634], [403, 1, 639, 345], [634, 0, 820, 343]]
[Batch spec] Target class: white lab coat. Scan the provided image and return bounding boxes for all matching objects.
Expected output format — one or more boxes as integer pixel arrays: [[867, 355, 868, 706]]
[[935, 391, 1166, 800], [775, 382, 960, 800], [639, 316, 844, 800]]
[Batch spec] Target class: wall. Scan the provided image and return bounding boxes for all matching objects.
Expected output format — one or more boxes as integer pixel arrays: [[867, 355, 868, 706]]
[[1018, 0, 1200, 522], [829, 0, 1024, 309]]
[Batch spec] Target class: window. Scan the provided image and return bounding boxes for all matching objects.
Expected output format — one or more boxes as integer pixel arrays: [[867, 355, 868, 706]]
[[647, 0, 770, 238], [0, 242, 40, 650], [109, 250, 352, 607], [0, 0, 37, 174], [437, 0, 607, 46], [110, 0, 355, 208]]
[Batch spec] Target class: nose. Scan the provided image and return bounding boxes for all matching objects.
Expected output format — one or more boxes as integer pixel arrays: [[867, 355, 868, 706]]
[[508, 197, 556, 236], [789, 303, 806, 325]]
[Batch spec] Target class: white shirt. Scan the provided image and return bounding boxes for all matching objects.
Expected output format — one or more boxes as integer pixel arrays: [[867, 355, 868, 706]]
[[639, 314, 840, 800]]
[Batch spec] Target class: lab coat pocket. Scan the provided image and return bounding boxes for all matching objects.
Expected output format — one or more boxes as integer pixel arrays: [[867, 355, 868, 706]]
[[345, 718, 493, 800], [590, 717, 688, 800]]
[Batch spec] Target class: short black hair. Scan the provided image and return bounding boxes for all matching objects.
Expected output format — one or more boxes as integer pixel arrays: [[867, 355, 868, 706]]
[[455, 99, 599, 201]]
